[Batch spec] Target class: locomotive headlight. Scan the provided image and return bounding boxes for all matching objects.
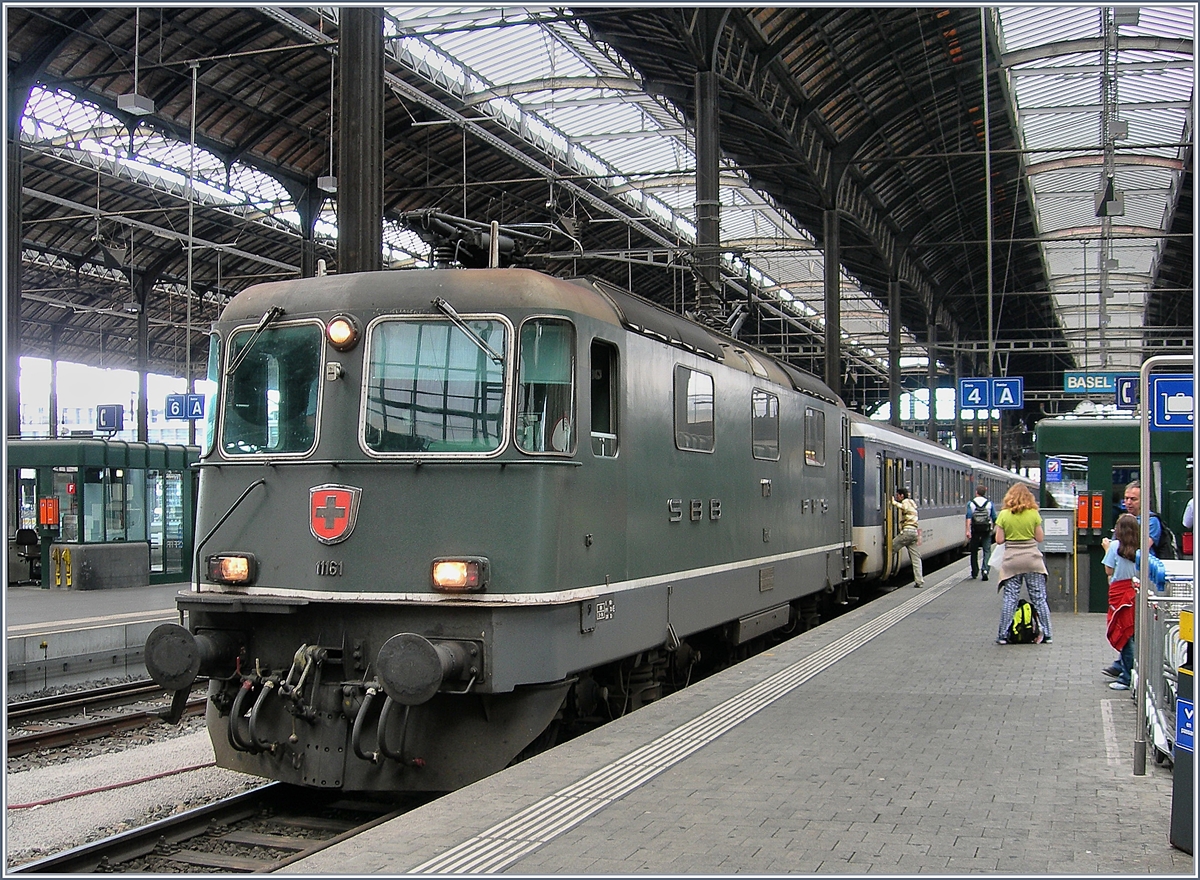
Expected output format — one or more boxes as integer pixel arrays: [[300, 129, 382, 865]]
[[326, 314, 360, 351], [206, 553, 257, 585], [431, 557, 489, 592]]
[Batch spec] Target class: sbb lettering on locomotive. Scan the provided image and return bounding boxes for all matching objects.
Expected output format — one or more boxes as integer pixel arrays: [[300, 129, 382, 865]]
[[667, 498, 723, 522]]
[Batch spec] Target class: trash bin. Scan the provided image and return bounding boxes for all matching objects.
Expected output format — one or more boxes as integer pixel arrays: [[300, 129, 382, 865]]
[[1038, 508, 1076, 613]]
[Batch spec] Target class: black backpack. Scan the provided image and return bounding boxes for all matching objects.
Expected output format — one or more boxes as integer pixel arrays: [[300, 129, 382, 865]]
[[1007, 599, 1041, 644], [1151, 513, 1179, 560], [970, 498, 993, 536]]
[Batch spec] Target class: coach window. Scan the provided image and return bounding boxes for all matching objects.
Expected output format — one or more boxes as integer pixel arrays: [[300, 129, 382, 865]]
[[752, 390, 779, 461], [591, 340, 619, 457], [804, 407, 825, 465], [517, 318, 576, 454], [674, 366, 714, 452]]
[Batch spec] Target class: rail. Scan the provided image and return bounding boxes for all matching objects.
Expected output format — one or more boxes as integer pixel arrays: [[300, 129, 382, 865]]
[[10, 783, 423, 873]]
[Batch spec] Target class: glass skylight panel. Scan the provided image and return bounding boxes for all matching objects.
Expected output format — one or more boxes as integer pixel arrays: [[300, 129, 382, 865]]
[[997, 6, 1100, 50], [998, 3, 1191, 371]]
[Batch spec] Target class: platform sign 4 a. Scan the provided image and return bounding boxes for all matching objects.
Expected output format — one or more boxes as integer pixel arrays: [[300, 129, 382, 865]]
[[958, 378, 990, 410], [1149, 374, 1194, 431], [991, 377, 1024, 409]]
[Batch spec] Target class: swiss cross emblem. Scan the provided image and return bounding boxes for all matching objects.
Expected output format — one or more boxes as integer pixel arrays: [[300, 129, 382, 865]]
[[309, 484, 362, 545]]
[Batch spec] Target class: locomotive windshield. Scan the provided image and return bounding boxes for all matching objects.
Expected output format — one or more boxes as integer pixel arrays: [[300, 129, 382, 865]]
[[221, 322, 322, 456], [365, 318, 507, 454]]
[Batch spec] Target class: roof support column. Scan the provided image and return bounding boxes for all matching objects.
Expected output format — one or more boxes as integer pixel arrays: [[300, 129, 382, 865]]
[[694, 68, 721, 318], [824, 209, 841, 399], [298, 188, 323, 278], [926, 319, 937, 442], [953, 331, 962, 451], [136, 273, 151, 442], [7, 107, 23, 437], [48, 325, 61, 439], [337, 7, 384, 273], [888, 279, 901, 429]]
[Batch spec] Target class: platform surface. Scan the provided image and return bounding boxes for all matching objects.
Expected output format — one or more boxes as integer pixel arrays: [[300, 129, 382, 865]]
[[5, 583, 187, 692], [282, 559, 1194, 875], [5, 582, 185, 632]]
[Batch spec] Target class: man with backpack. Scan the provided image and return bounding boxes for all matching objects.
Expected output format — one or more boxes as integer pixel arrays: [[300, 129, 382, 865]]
[[965, 485, 996, 581]]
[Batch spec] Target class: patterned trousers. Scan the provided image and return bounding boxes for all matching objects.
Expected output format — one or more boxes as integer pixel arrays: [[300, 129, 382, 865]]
[[998, 571, 1052, 641]]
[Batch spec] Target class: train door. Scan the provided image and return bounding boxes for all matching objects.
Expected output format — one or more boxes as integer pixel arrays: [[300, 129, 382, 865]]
[[839, 414, 853, 580], [881, 455, 906, 579]]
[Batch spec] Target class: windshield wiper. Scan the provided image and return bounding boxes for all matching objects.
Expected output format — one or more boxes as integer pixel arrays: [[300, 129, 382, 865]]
[[432, 297, 504, 365], [226, 306, 285, 376]]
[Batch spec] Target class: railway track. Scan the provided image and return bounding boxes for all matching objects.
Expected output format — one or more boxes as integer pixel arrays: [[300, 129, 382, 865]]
[[11, 782, 424, 873], [7, 680, 207, 757]]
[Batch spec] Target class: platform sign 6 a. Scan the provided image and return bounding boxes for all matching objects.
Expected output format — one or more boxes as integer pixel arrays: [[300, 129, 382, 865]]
[[1115, 376, 1139, 410], [992, 377, 1024, 409], [959, 378, 990, 410], [1149, 374, 1194, 431], [166, 393, 206, 420]]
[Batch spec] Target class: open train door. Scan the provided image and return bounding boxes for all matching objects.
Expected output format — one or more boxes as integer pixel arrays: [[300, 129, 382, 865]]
[[881, 455, 905, 579], [839, 414, 853, 581]]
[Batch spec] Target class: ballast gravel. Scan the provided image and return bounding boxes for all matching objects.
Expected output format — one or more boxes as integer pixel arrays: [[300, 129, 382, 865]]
[[5, 722, 261, 868]]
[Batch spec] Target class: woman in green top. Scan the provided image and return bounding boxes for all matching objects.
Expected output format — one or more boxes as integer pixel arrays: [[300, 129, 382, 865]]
[[993, 482, 1052, 644]]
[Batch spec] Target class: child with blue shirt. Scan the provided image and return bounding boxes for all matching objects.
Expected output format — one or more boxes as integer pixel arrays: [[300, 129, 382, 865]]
[[1102, 514, 1139, 689]]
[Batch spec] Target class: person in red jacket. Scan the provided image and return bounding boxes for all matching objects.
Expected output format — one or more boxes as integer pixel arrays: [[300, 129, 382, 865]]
[[1103, 514, 1139, 690]]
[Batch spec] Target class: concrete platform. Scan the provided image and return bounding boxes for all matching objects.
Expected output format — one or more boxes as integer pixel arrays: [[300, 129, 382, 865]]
[[6, 583, 186, 693], [280, 559, 1193, 875]]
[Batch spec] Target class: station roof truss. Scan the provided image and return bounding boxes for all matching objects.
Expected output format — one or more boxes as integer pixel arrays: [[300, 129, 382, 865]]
[[6, 6, 1193, 416]]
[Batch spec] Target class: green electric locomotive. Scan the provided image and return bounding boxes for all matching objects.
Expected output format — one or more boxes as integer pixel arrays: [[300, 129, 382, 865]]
[[144, 267, 987, 792]]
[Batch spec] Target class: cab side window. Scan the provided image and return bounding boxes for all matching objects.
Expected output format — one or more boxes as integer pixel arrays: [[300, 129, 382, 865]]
[[591, 340, 619, 457], [517, 318, 576, 454], [804, 406, 826, 465], [752, 390, 779, 461], [674, 366, 714, 452]]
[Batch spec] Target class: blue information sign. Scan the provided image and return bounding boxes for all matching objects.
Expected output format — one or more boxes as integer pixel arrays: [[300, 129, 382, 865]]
[[1149, 374, 1194, 431], [992, 377, 1024, 409], [96, 404, 124, 432], [1177, 697, 1194, 754], [1044, 457, 1062, 483], [1115, 376, 1139, 410], [959, 378, 990, 410], [166, 393, 206, 420]]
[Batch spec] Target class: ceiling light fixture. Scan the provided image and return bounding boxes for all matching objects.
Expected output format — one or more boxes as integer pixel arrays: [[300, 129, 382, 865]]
[[117, 9, 155, 116], [318, 52, 337, 193]]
